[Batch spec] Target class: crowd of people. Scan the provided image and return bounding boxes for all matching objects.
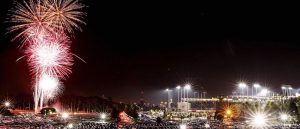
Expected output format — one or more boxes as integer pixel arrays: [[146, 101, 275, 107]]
[[0, 115, 65, 128], [187, 119, 220, 129], [75, 122, 178, 129], [3, 115, 300, 128]]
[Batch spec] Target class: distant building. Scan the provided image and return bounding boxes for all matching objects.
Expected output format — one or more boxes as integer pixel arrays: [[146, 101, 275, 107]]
[[177, 102, 191, 112]]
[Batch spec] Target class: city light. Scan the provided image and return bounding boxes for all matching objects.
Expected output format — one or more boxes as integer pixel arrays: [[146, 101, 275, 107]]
[[179, 124, 187, 129], [248, 107, 273, 129], [221, 104, 238, 119], [238, 82, 248, 96], [184, 84, 191, 90], [251, 113, 267, 128], [67, 123, 73, 128], [165, 88, 169, 92], [280, 114, 289, 121], [62, 112, 69, 119], [260, 89, 269, 96], [253, 83, 260, 88], [204, 123, 210, 128], [238, 82, 247, 88], [4, 102, 10, 107], [176, 86, 181, 89], [100, 113, 107, 120], [226, 109, 232, 115]]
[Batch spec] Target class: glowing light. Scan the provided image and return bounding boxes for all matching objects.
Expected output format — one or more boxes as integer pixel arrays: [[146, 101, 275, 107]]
[[184, 84, 191, 90], [179, 124, 187, 129], [67, 123, 73, 128], [176, 86, 181, 89], [165, 88, 169, 92], [280, 114, 289, 121], [252, 114, 266, 127], [238, 82, 247, 88], [281, 86, 286, 89], [253, 83, 260, 88], [100, 113, 107, 120], [39, 75, 58, 91], [204, 123, 210, 128], [219, 104, 239, 119], [247, 106, 273, 129], [62, 112, 69, 119], [38, 74, 62, 101], [4, 102, 10, 107], [260, 89, 269, 96], [226, 110, 231, 115]]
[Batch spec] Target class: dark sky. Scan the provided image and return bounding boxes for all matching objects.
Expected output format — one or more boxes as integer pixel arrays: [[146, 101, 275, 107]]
[[1, 1, 300, 104]]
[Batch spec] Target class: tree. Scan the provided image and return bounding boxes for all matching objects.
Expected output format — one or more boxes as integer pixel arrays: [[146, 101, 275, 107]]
[[0, 107, 13, 116], [289, 99, 300, 123], [111, 105, 121, 120], [156, 117, 162, 124], [125, 104, 139, 119]]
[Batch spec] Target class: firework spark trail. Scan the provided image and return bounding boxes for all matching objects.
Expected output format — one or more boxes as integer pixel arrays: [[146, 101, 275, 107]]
[[7, 0, 86, 113], [38, 74, 63, 106]]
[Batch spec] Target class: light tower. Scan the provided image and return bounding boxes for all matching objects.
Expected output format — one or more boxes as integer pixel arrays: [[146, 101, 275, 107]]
[[176, 86, 181, 102], [281, 86, 287, 96], [184, 84, 191, 100], [165, 88, 170, 108], [288, 87, 293, 96], [253, 83, 260, 97], [238, 82, 247, 97]]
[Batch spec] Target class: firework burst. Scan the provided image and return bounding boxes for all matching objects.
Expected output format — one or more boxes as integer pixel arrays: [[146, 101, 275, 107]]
[[8, 0, 52, 42], [46, 0, 86, 34], [8, 0, 86, 42], [25, 32, 73, 79], [38, 74, 63, 103]]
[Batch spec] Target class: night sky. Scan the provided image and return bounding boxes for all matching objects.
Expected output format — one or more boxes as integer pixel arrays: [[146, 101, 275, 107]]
[[1, 1, 300, 104]]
